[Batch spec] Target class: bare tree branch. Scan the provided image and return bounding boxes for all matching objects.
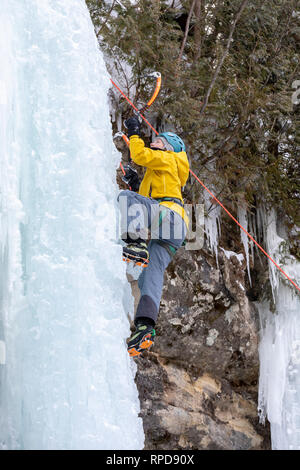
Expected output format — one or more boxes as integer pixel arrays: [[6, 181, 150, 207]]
[[193, 0, 204, 65], [178, 0, 197, 63], [199, 0, 249, 117], [97, 0, 117, 37]]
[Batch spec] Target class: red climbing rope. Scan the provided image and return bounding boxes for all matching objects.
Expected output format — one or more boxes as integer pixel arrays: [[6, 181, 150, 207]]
[[189, 169, 300, 293], [111, 78, 300, 294], [110, 79, 159, 135]]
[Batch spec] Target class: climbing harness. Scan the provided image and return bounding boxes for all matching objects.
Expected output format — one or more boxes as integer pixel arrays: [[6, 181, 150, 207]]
[[151, 205, 179, 258], [111, 77, 300, 294], [154, 197, 184, 208]]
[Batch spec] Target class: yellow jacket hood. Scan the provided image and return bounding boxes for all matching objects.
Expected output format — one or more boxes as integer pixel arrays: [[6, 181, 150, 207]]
[[174, 151, 190, 188]]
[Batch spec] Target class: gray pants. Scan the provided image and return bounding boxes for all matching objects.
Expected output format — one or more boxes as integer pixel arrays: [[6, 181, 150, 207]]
[[118, 190, 186, 325]]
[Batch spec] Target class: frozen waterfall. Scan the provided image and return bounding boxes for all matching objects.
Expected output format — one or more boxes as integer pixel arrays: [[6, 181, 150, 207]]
[[0, 0, 144, 450], [258, 209, 300, 450]]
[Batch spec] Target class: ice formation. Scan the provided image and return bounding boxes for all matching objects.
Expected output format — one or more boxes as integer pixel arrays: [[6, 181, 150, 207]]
[[204, 191, 300, 450], [257, 209, 300, 450], [203, 187, 221, 264], [237, 206, 251, 285], [0, 0, 144, 450]]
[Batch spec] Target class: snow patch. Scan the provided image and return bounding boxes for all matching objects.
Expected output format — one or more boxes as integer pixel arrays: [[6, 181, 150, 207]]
[[220, 247, 244, 264], [206, 329, 219, 346]]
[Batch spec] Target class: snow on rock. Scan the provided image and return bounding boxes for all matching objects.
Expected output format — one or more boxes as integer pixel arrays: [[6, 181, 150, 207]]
[[220, 247, 244, 264]]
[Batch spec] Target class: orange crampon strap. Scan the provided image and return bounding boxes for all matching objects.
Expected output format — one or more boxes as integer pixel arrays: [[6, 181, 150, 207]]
[[128, 333, 154, 357]]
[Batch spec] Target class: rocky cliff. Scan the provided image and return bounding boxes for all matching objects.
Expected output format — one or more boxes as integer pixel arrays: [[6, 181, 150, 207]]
[[128, 243, 271, 450]]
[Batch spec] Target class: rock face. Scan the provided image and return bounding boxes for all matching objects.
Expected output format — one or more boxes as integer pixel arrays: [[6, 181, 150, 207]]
[[129, 245, 271, 450]]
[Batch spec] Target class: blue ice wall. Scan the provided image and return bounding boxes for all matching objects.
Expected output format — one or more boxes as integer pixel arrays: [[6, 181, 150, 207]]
[[0, 0, 143, 450]]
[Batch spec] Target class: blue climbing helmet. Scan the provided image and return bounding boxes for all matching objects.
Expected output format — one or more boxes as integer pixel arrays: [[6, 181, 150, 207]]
[[158, 132, 186, 153]]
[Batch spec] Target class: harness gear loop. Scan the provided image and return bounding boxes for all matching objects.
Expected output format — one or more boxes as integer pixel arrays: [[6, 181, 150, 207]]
[[154, 197, 184, 208], [155, 206, 178, 258]]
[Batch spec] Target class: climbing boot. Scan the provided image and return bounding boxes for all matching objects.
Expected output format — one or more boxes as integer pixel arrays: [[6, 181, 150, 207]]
[[123, 240, 149, 268], [127, 323, 156, 357]]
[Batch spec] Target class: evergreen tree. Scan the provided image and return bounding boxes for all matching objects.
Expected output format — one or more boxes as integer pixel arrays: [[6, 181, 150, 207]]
[[87, 0, 300, 232]]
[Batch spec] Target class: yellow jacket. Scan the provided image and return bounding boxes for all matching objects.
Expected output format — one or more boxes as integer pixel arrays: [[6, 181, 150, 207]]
[[129, 135, 190, 227]]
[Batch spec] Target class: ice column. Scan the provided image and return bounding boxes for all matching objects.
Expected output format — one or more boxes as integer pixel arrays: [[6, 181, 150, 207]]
[[258, 209, 300, 450], [0, 0, 143, 450], [204, 185, 221, 264], [237, 206, 251, 285]]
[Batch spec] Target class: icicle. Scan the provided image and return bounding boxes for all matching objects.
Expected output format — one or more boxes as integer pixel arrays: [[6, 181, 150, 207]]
[[257, 207, 285, 299], [237, 206, 251, 285], [204, 189, 221, 266], [248, 212, 256, 261]]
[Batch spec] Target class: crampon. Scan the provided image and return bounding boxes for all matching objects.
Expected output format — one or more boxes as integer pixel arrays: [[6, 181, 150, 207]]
[[127, 325, 155, 357], [122, 241, 149, 268]]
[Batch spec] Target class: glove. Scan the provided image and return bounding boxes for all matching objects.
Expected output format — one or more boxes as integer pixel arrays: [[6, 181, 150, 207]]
[[124, 116, 141, 138], [122, 165, 140, 192]]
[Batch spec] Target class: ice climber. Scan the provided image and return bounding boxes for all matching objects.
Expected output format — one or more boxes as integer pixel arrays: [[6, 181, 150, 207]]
[[118, 115, 190, 357]]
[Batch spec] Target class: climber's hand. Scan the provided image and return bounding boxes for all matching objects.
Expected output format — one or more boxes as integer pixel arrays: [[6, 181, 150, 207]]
[[122, 165, 140, 192], [124, 116, 141, 138]]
